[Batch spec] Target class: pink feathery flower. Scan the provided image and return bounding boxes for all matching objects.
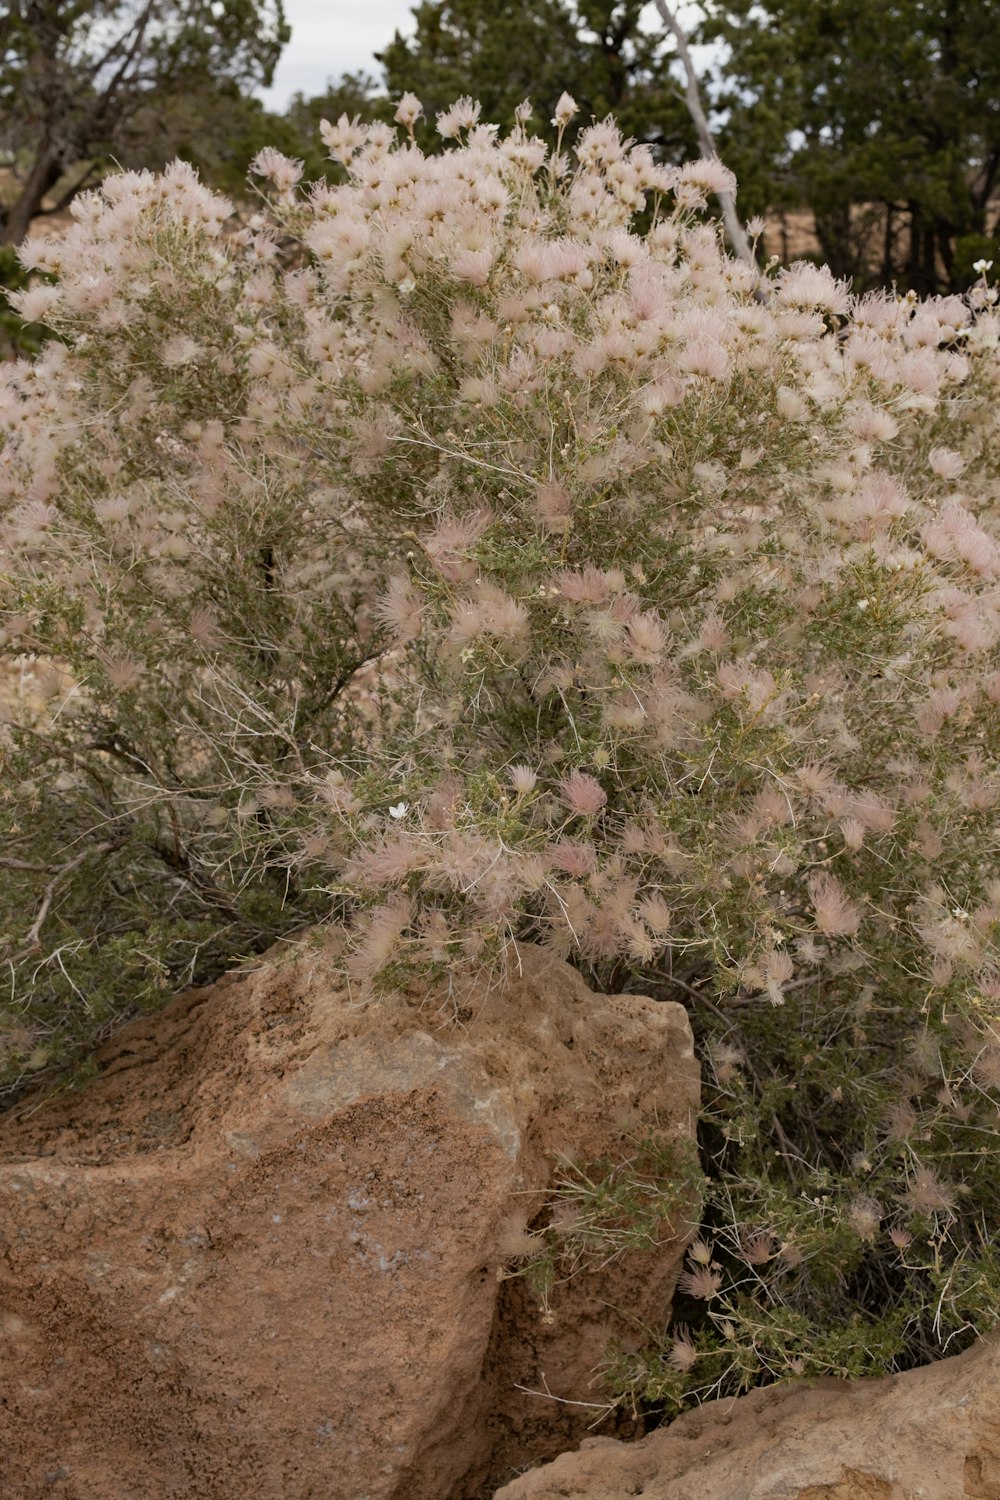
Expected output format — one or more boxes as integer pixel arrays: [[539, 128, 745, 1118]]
[[8, 283, 61, 324], [508, 764, 538, 795], [678, 157, 737, 197], [549, 839, 597, 876], [667, 1325, 698, 1372], [375, 575, 425, 643], [900, 1167, 957, 1217], [775, 260, 850, 316], [678, 337, 731, 381], [625, 611, 668, 663], [319, 113, 367, 164], [559, 771, 608, 817], [552, 567, 612, 605], [928, 446, 965, 480], [160, 333, 201, 367], [343, 833, 425, 888], [249, 148, 303, 192], [638, 892, 672, 936], [347, 896, 413, 985], [436, 96, 481, 139], [808, 871, 861, 937], [676, 1263, 722, 1299], [552, 91, 578, 127], [394, 92, 423, 129], [188, 605, 221, 646], [535, 479, 572, 532]]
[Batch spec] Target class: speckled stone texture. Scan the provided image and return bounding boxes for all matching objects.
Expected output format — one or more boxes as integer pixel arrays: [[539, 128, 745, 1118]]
[[0, 938, 699, 1500]]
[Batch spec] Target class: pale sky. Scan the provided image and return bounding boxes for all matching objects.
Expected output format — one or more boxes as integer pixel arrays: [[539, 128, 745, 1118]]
[[257, 0, 711, 113], [257, 0, 417, 110]]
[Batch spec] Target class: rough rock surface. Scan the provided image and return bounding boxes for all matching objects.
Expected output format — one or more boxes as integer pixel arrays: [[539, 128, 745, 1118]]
[[0, 938, 699, 1500], [493, 1333, 1000, 1500]]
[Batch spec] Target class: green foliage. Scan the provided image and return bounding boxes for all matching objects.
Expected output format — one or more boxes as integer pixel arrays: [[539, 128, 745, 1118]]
[[123, 85, 304, 200], [0, 688, 324, 1099], [703, 0, 1000, 292], [375, 0, 695, 154], [0, 0, 289, 241], [501, 1133, 705, 1321], [602, 968, 1000, 1415]]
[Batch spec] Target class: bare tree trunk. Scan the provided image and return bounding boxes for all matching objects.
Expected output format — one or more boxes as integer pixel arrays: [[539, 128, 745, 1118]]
[[881, 202, 895, 285], [652, 0, 756, 268], [0, 142, 64, 246]]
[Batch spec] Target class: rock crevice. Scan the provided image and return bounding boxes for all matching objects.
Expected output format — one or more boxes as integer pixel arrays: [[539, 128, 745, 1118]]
[[494, 1335, 1000, 1500]]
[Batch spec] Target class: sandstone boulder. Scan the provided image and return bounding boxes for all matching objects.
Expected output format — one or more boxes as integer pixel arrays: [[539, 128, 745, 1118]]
[[0, 938, 699, 1500], [493, 1333, 1000, 1500]]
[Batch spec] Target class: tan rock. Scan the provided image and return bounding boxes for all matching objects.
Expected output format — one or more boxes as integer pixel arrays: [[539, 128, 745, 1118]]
[[0, 938, 699, 1500], [493, 1333, 1000, 1500]]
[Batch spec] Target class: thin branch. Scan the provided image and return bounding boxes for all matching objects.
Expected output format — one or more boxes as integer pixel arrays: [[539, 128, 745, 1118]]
[[9, 842, 113, 964], [653, 0, 756, 267], [0, 857, 65, 874], [389, 429, 531, 483]]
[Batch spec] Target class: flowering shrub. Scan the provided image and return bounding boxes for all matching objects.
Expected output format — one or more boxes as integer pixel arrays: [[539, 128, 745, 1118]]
[[2, 97, 999, 1405]]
